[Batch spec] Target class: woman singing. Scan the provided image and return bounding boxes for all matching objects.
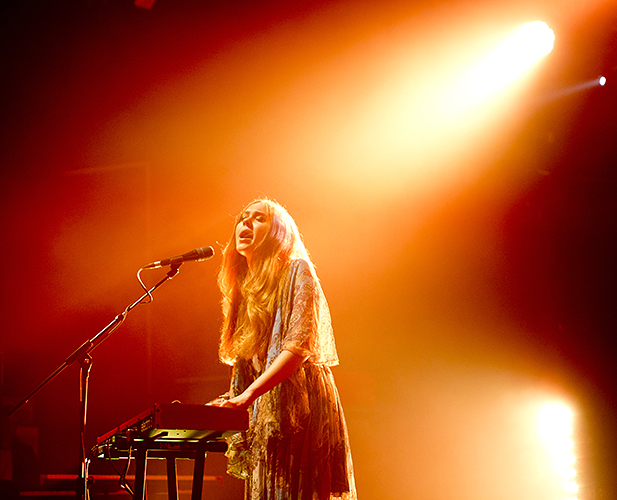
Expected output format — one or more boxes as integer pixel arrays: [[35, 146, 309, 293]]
[[208, 198, 357, 500]]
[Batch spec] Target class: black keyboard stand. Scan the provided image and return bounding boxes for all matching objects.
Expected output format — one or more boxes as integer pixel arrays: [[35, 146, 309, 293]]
[[102, 437, 228, 500]]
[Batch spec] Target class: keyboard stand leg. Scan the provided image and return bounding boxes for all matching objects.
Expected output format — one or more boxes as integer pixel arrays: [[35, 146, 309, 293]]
[[166, 455, 179, 500], [134, 447, 148, 500], [191, 452, 206, 500]]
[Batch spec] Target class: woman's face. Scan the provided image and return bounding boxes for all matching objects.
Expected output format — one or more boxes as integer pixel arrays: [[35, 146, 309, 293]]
[[235, 201, 270, 266]]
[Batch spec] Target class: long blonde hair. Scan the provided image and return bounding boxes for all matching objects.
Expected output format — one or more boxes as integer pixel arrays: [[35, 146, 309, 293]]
[[217, 199, 310, 365]]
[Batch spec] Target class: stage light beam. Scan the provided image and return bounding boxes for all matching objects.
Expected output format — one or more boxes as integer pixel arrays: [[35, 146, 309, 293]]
[[442, 21, 555, 115]]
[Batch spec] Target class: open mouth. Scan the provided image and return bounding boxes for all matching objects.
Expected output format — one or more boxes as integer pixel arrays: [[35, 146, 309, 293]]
[[238, 229, 252, 241]]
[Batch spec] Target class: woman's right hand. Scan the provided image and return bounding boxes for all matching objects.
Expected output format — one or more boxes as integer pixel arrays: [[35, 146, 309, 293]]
[[205, 393, 231, 406]]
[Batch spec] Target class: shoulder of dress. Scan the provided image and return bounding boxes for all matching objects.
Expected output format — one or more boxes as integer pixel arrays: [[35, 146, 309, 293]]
[[290, 258, 310, 271], [289, 258, 317, 283]]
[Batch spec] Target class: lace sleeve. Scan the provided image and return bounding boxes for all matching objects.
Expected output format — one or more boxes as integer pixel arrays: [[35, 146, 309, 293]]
[[281, 259, 339, 366]]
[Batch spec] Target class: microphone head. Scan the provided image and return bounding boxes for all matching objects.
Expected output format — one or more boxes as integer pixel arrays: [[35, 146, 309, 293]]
[[194, 246, 215, 261], [142, 246, 215, 270]]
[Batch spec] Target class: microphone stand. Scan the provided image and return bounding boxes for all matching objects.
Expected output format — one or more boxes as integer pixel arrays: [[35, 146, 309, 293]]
[[7, 264, 182, 500]]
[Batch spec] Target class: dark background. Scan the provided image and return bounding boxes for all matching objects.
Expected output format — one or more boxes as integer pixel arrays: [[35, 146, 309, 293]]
[[1, 1, 616, 499]]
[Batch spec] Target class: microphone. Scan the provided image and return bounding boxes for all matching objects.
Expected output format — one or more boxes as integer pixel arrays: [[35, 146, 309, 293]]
[[143, 246, 215, 269]]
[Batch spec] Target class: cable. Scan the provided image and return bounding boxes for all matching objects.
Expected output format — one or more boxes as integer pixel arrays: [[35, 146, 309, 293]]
[[136, 268, 154, 305], [104, 443, 134, 498]]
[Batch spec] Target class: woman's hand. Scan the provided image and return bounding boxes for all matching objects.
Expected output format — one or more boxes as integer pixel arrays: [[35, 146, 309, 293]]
[[206, 350, 305, 410], [219, 392, 252, 410], [205, 396, 229, 407], [205, 392, 251, 410]]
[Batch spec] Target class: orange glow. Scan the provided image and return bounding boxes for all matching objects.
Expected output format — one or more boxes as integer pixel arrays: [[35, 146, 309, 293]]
[[205, 16, 558, 205], [5, 0, 614, 497]]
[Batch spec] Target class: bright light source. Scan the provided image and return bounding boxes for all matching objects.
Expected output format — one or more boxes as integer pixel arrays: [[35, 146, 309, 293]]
[[599, 76, 607, 86], [538, 402, 580, 498], [479, 20, 555, 83], [516, 21, 555, 58], [538, 402, 572, 440], [442, 21, 555, 114]]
